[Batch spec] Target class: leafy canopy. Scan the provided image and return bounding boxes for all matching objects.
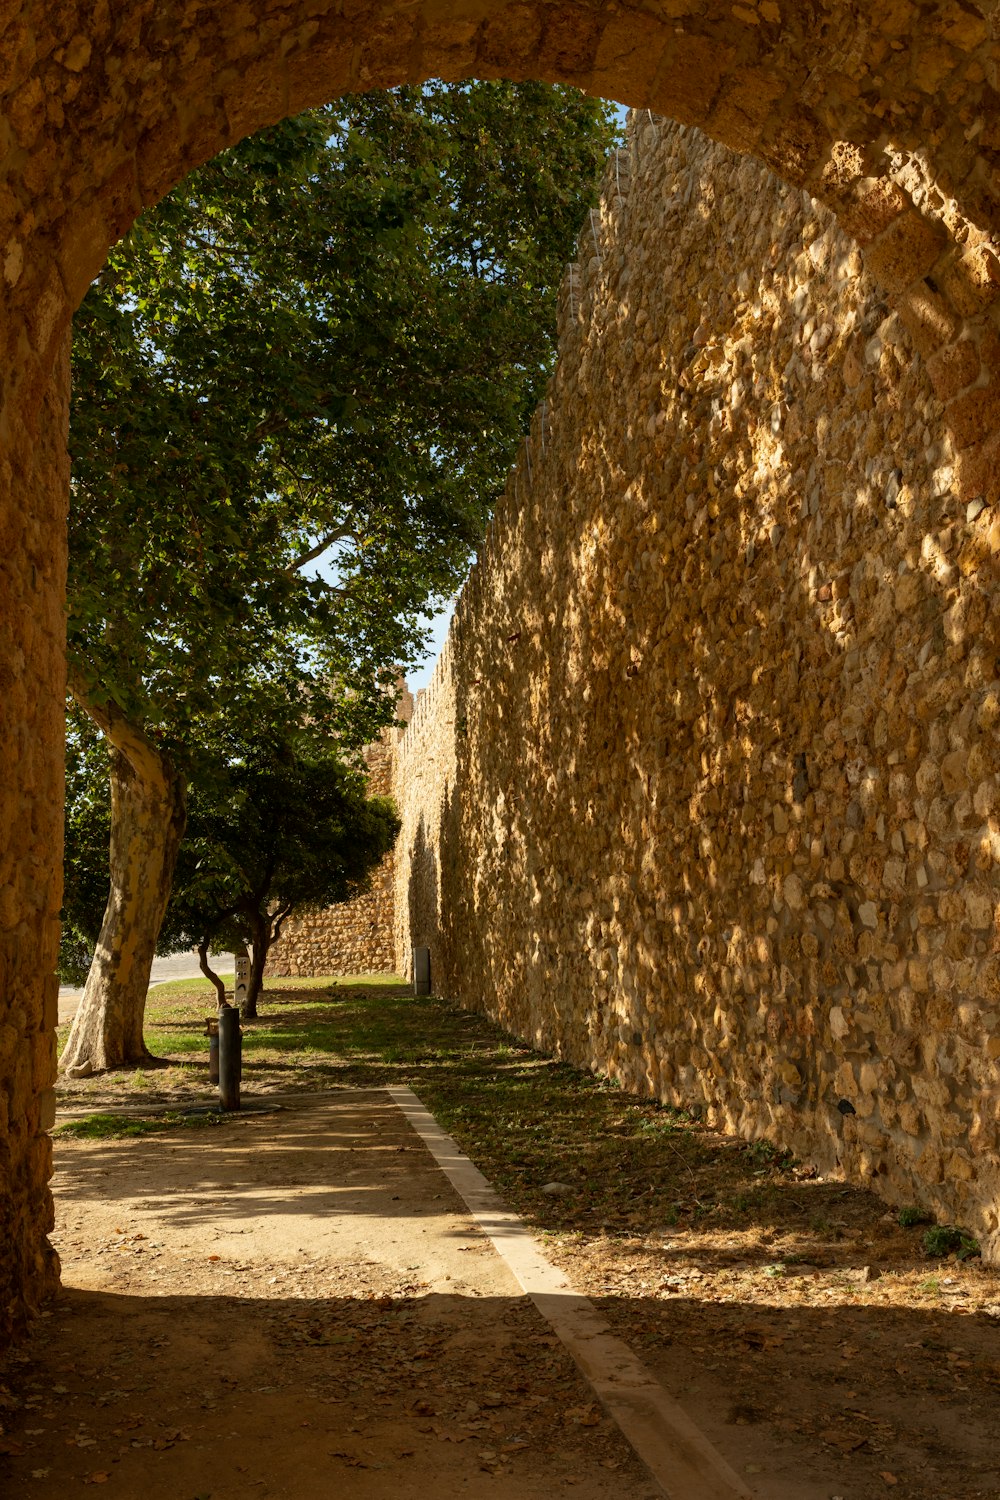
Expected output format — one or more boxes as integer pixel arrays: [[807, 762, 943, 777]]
[[68, 81, 617, 760], [60, 82, 616, 979]]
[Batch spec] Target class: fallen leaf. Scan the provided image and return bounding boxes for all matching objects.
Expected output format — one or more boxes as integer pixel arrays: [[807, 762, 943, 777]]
[[576, 1406, 601, 1428]]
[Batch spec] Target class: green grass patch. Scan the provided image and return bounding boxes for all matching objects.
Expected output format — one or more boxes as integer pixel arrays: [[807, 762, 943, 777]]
[[55, 1110, 227, 1139], [146, 972, 235, 999]]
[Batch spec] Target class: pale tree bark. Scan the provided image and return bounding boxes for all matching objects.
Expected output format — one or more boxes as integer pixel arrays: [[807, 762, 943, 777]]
[[61, 687, 187, 1076]]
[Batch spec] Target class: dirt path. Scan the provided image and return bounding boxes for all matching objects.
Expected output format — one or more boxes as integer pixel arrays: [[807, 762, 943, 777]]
[[23, 978, 1000, 1499], [1, 1092, 660, 1500]]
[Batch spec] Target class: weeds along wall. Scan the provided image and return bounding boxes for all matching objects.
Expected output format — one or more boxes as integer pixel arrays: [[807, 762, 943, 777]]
[[393, 113, 1000, 1254]]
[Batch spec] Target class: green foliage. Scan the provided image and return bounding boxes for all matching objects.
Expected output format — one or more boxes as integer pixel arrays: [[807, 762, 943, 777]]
[[922, 1225, 979, 1259], [62, 82, 616, 983], [638, 1107, 691, 1134], [59, 710, 112, 983], [68, 81, 617, 759], [161, 735, 400, 963], [898, 1204, 933, 1228], [54, 1111, 226, 1139], [744, 1139, 795, 1172]]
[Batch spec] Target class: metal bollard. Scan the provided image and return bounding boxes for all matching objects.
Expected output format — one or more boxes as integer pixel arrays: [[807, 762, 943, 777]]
[[413, 946, 431, 997], [218, 1005, 242, 1110]]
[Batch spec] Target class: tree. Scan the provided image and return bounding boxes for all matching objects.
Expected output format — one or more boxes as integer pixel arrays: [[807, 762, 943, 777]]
[[60, 715, 115, 988], [61, 81, 617, 1075], [163, 738, 399, 1017]]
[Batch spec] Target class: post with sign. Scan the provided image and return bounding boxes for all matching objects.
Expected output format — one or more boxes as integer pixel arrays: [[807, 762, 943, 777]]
[[234, 944, 250, 1014]]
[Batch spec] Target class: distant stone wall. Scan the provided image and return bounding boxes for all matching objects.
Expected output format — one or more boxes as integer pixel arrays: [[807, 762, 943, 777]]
[[265, 858, 397, 978], [392, 118, 1000, 1256], [266, 710, 407, 979]]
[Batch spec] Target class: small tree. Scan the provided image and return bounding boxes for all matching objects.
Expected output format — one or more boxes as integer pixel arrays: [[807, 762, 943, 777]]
[[163, 738, 399, 1017]]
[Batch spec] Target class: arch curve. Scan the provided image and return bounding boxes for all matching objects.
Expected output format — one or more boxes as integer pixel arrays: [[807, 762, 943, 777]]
[[4, 0, 997, 501]]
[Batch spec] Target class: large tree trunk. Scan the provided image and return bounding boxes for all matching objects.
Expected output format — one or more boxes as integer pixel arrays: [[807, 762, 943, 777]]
[[242, 920, 269, 1019], [61, 712, 187, 1076]]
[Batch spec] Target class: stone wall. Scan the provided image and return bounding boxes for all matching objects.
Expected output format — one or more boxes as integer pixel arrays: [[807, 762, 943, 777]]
[[265, 856, 397, 978], [0, 330, 67, 1343], [266, 690, 413, 979], [393, 116, 1000, 1255]]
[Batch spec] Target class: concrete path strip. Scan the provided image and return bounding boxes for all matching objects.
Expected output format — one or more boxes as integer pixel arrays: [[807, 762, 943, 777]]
[[57, 950, 235, 1023], [389, 1084, 754, 1500]]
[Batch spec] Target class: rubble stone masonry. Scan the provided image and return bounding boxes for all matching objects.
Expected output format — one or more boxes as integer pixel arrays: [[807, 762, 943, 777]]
[[267, 729, 402, 979], [392, 118, 1000, 1257]]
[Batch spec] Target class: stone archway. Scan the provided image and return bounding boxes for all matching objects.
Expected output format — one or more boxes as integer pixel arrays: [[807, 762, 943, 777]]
[[1, 0, 997, 1339]]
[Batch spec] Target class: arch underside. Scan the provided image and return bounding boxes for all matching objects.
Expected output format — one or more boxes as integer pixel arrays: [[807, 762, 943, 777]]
[[1, 2, 993, 495]]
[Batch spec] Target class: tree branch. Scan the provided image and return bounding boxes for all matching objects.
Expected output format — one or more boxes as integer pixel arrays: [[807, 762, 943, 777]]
[[198, 934, 229, 1010], [285, 524, 357, 575], [271, 901, 297, 948], [196, 905, 242, 1009]]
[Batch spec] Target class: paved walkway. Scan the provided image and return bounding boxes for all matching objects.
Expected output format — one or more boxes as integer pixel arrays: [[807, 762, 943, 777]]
[[2, 1090, 752, 1500], [58, 950, 234, 1023]]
